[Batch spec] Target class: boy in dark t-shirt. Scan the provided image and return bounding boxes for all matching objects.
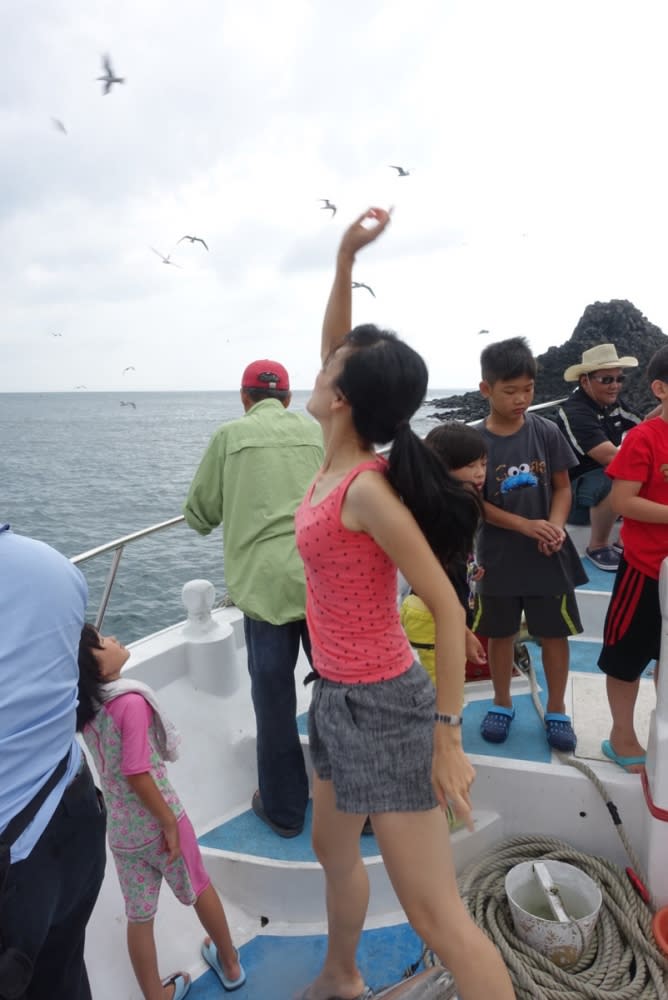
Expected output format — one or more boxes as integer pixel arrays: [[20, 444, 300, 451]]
[[473, 337, 588, 751]]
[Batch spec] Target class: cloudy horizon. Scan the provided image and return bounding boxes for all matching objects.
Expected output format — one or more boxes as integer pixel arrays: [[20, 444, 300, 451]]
[[4, 0, 668, 392]]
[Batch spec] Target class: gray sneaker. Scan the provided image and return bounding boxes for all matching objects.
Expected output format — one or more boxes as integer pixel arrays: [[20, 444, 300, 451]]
[[585, 546, 619, 572]]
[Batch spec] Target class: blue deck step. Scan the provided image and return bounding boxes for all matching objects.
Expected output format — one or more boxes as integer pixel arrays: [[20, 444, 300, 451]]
[[199, 799, 380, 862], [576, 559, 616, 592], [295, 639, 603, 766], [201, 640, 610, 866], [189, 922, 424, 999]]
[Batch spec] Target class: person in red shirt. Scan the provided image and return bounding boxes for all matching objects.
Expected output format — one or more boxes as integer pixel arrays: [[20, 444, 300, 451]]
[[598, 344, 668, 771]]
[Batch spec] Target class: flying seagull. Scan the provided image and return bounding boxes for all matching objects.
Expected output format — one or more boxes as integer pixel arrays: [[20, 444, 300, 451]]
[[389, 165, 411, 177], [122, 366, 135, 374], [319, 199, 336, 217], [352, 281, 376, 298], [50, 332, 63, 337], [52, 118, 67, 135], [74, 384, 87, 389], [178, 235, 209, 251], [477, 328, 490, 336], [120, 401, 136, 409], [97, 54, 125, 95], [150, 247, 182, 268]]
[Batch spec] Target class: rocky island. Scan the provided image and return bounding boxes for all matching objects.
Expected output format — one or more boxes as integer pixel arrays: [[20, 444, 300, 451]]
[[428, 299, 668, 424]]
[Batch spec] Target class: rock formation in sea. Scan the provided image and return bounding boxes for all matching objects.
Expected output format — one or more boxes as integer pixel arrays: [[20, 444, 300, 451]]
[[429, 299, 668, 424]]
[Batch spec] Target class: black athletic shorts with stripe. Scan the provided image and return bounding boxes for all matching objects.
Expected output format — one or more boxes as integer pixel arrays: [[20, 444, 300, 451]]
[[598, 555, 661, 682]]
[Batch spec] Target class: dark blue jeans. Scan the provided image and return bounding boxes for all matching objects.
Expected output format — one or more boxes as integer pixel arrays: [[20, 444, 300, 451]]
[[244, 616, 312, 831], [0, 761, 107, 1000]]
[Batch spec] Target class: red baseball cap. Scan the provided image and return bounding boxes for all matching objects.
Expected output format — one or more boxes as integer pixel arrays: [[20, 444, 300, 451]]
[[241, 360, 290, 391]]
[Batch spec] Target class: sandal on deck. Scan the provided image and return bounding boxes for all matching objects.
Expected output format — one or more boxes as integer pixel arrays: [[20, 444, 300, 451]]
[[585, 546, 619, 572], [161, 973, 191, 1000], [480, 706, 515, 743], [601, 739, 646, 771], [201, 940, 246, 992], [545, 713, 577, 752]]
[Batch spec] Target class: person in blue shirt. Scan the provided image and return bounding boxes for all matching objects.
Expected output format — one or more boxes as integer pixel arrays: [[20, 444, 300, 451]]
[[0, 527, 106, 1000]]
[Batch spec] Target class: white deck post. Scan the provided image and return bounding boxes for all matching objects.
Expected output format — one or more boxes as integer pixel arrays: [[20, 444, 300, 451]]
[[643, 557, 668, 907]]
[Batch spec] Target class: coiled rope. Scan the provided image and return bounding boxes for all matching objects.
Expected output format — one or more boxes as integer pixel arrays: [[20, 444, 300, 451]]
[[455, 835, 668, 999], [417, 647, 668, 997]]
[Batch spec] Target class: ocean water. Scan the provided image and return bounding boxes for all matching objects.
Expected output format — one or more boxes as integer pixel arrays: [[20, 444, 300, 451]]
[[1, 389, 465, 642]]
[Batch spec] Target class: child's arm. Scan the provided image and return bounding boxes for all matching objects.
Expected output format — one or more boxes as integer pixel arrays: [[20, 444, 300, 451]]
[[127, 772, 180, 862], [465, 628, 487, 665], [482, 500, 563, 547], [321, 208, 391, 364], [536, 469, 571, 555], [611, 479, 668, 523]]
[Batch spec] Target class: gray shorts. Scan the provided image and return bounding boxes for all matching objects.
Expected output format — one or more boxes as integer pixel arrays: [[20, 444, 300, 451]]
[[308, 662, 439, 814]]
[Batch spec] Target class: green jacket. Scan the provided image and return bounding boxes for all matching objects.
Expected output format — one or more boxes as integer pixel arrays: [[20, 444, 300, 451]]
[[183, 398, 323, 624]]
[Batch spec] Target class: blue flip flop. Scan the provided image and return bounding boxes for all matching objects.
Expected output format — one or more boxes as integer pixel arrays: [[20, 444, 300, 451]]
[[201, 940, 246, 992], [161, 973, 190, 1000], [601, 739, 646, 771], [480, 706, 515, 743], [544, 713, 577, 752]]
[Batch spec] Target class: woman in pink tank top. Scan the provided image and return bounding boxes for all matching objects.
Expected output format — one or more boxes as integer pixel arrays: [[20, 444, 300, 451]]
[[295, 210, 515, 1000]]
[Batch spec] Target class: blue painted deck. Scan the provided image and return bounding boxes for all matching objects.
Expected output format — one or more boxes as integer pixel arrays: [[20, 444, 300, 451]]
[[192, 569, 620, 997], [200, 639, 614, 863], [576, 559, 616, 592], [199, 799, 380, 861], [189, 922, 423, 999]]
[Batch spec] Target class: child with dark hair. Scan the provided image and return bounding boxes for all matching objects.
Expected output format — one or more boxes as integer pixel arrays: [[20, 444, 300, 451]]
[[77, 624, 245, 1000], [401, 422, 488, 684], [294, 209, 515, 1000], [474, 337, 587, 750], [597, 344, 668, 771]]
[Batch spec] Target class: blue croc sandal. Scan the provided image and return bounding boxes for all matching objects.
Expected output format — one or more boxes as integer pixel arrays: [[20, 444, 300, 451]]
[[480, 707, 515, 743], [161, 973, 191, 1000], [201, 941, 246, 992], [545, 713, 577, 752]]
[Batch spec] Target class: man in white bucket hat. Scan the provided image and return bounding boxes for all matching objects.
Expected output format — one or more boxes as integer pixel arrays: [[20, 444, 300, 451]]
[[555, 344, 641, 571]]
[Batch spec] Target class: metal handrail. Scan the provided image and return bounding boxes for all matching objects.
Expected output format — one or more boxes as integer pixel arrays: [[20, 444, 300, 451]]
[[70, 397, 568, 630], [71, 515, 185, 630]]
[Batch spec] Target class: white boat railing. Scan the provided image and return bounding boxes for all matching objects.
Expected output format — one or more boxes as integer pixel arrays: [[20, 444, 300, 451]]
[[71, 396, 567, 630], [71, 515, 186, 630]]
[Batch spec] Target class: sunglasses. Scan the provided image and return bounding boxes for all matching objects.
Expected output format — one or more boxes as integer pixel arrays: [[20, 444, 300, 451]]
[[587, 374, 626, 385]]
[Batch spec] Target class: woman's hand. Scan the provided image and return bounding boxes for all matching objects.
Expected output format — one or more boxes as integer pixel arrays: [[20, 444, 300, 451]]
[[465, 629, 487, 665], [338, 207, 392, 262], [432, 730, 476, 832]]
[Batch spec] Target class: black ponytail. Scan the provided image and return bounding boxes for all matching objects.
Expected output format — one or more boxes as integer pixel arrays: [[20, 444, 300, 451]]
[[337, 324, 480, 564], [76, 623, 105, 730], [388, 425, 480, 565]]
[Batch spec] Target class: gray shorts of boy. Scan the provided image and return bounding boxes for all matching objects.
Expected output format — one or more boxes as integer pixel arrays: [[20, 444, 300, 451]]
[[308, 661, 439, 814]]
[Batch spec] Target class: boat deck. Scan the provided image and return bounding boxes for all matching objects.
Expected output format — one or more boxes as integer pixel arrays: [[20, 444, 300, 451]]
[[88, 549, 657, 1000], [189, 923, 423, 999]]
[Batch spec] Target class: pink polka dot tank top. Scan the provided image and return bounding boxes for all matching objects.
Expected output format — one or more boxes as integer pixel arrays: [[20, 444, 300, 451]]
[[295, 456, 414, 684]]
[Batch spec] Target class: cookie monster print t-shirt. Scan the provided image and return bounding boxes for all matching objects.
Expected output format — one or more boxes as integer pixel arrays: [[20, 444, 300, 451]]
[[478, 413, 588, 597]]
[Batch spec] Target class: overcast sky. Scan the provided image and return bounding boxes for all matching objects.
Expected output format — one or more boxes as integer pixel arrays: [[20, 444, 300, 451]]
[[3, 0, 668, 392]]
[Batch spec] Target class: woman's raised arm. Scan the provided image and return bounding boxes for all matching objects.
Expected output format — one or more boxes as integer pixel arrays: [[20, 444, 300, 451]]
[[321, 207, 391, 364]]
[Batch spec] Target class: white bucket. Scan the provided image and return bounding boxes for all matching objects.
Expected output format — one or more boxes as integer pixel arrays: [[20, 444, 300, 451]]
[[505, 860, 603, 967]]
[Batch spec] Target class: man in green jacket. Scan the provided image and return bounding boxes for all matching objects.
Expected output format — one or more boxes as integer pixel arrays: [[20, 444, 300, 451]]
[[184, 360, 323, 837]]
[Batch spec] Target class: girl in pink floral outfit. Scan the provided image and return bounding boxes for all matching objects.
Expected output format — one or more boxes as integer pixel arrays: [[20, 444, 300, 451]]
[[77, 624, 245, 1000]]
